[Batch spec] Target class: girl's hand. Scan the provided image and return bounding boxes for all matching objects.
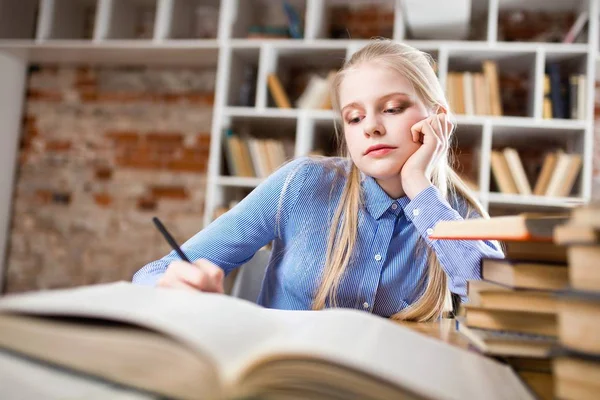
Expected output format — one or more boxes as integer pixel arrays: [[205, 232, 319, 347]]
[[157, 259, 225, 293], [401, 113, 453, 199]]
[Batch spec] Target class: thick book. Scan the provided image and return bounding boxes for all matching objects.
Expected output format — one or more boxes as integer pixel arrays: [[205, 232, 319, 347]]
[[480, 258, 568, 291], [467, 278, 560, 313], [456, 318, 555, 358], [429, 213, 570, 241], [0, 282, 534, 400], [552, 346, 600, 400], [557, 290, 600, 356], [463, 305, 557, 337]]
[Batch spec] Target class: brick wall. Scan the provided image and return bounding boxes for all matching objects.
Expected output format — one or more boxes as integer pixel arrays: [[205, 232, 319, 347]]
[[5, 65, 215, 293], [594, 82, 600, 200]]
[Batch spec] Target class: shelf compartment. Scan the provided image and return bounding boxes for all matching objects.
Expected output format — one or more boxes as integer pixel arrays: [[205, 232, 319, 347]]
[[401, 0, 488, 41], [158, 0, 220, 40], [490, 125, 585, 200], [266, 47, 346, 110], [497, 0, 589, 44], [319, 0, 394, 40], [543, 52, 588, 120], [38, 0, 98, 40], [446, 50, 536, 118], [99, 0, 158, 40], [230, 0, 306, 40], [0, 0, 39, 39], [220, 115, 297, 179], [451, 123, 484, 194], [227, 47, 259, 107]]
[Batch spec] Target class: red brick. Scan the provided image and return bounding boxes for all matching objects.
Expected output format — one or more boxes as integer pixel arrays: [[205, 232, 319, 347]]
[[80, 90, 98, 102], [27, 89, 63, 102], [106, 131, 140, 144], [94, 166, 113, 180], [146, 132, 184, 146], [150, 186, 188, 200], [137, 196, 157, 211], [195, 135, 211, 147], [35, 189, 53, 204], [167, 160, 206, 172], [45, 140, 72, 152], [184, 92, 215, 105], [94, 193, 112, 207]]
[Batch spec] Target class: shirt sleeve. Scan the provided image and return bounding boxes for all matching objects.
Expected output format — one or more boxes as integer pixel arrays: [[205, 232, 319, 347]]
[[132, 156, 312, 286], [402, 185, 504, 301]]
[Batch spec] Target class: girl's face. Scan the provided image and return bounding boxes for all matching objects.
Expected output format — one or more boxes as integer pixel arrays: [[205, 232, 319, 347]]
[[339, 62, 430, 184]]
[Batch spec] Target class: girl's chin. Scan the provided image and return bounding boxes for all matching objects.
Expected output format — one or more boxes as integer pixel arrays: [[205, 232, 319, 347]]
[[360, 165, 404, 181]]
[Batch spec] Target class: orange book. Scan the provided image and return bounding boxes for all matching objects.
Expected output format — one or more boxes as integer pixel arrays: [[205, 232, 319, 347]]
[[267, 73, 291, 108], [429, 213, 569, 242]]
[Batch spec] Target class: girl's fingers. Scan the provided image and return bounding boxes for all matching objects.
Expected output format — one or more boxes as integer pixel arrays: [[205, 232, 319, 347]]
[[410, 120, 425, 143]]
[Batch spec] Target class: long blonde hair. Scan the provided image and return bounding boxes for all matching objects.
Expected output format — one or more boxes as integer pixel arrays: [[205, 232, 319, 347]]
[[312, 39, 488, 322]]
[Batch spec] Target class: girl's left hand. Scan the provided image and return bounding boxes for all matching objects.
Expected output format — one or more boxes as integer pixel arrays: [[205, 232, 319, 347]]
[[401, 113, 453, 198]]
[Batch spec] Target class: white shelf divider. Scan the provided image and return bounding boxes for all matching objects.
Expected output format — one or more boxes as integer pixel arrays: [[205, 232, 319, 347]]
[[35, 0, 54, 41], [153, 0, 173, 41]]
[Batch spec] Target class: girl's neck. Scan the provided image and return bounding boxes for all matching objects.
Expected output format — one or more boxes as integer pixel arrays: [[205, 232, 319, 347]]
[[375, 177, 406, 200]]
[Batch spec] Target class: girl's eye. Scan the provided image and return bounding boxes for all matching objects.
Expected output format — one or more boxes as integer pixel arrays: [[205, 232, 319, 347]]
[[347, 116, 362, 124], [384, 106, 406, 114]]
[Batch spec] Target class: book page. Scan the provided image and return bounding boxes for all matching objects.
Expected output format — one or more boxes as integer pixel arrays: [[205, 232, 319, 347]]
[[0, 282, 286, 373], [232, 308, 534, 400]]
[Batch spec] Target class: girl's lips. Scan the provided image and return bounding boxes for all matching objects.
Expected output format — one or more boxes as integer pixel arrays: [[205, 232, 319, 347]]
[[365, 147, 396, 157]]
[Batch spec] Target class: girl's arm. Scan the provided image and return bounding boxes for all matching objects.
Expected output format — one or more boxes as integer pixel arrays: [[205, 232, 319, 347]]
[[403, 185, 504, 301], [132, 157, 311, 286]]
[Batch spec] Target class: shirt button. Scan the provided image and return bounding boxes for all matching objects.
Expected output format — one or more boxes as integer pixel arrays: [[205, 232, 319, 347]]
[[413, 208, 420, 217], [426, 228, 434, 235], [363, 302, 369, 309], [374, 254, 382, 261], [391, 203, 398, 210]]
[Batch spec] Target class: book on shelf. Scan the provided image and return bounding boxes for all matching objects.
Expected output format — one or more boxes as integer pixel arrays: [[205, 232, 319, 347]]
[[490, 147, 582, 198], [502, 148, 532, 195], [490, 149, 519, 194], [446, 60, 502, 116], [223, 130, 294, 179], [0, 282, 535, 400], [267, 73, 292, 108], [545, 63, 586, 120], [562, 10, 588, 44], [543, 151, 582, 198]]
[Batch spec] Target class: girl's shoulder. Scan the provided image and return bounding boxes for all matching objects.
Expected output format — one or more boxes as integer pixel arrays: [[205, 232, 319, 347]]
[[282, 155, 352, 188]]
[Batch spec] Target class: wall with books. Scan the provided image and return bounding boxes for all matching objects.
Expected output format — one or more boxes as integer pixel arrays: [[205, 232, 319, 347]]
[[205, 0, 598, 223], [0, 0, 599, 288]]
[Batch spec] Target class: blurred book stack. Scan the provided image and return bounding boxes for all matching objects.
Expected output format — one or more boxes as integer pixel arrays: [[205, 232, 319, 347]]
[[430, 213, 571, 400], [552, 204, 600, 400]]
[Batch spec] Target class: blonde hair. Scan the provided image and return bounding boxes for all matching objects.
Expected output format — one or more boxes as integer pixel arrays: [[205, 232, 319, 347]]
[[312, 39, 488, 322]]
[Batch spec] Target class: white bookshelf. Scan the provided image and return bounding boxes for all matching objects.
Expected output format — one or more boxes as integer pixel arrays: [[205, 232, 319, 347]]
[[0, 0, 597, 275]]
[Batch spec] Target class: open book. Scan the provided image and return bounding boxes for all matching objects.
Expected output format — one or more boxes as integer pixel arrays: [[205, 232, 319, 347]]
[[0, 282, 534, 400]]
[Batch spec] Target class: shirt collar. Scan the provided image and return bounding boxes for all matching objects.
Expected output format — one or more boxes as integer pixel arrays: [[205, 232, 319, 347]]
[[360, 173, 411, 220]]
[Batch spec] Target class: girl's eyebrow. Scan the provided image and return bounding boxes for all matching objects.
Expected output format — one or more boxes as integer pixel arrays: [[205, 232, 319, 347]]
[[341, 92, 411, 112]]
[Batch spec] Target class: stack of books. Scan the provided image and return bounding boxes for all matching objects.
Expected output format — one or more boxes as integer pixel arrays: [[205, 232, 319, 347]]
[[552, 204, 600, 400], [430, 213, 571, 400]]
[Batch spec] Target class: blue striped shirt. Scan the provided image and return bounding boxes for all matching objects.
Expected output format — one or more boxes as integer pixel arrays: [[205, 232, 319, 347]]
[[133, 156, 503, 317]]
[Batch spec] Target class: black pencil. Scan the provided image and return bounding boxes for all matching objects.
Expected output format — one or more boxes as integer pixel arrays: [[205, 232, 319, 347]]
[[152, 217, 191, 263]]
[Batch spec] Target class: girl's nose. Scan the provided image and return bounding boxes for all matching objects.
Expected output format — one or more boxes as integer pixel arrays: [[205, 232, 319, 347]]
[[363, 115, 386, 137]]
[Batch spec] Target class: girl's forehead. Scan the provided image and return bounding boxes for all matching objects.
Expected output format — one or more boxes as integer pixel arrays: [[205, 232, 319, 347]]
[[339, 64, 415, 102]]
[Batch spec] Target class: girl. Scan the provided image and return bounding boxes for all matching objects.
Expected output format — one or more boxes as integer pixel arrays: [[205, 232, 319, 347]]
[[133, 39, 503, 322]]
